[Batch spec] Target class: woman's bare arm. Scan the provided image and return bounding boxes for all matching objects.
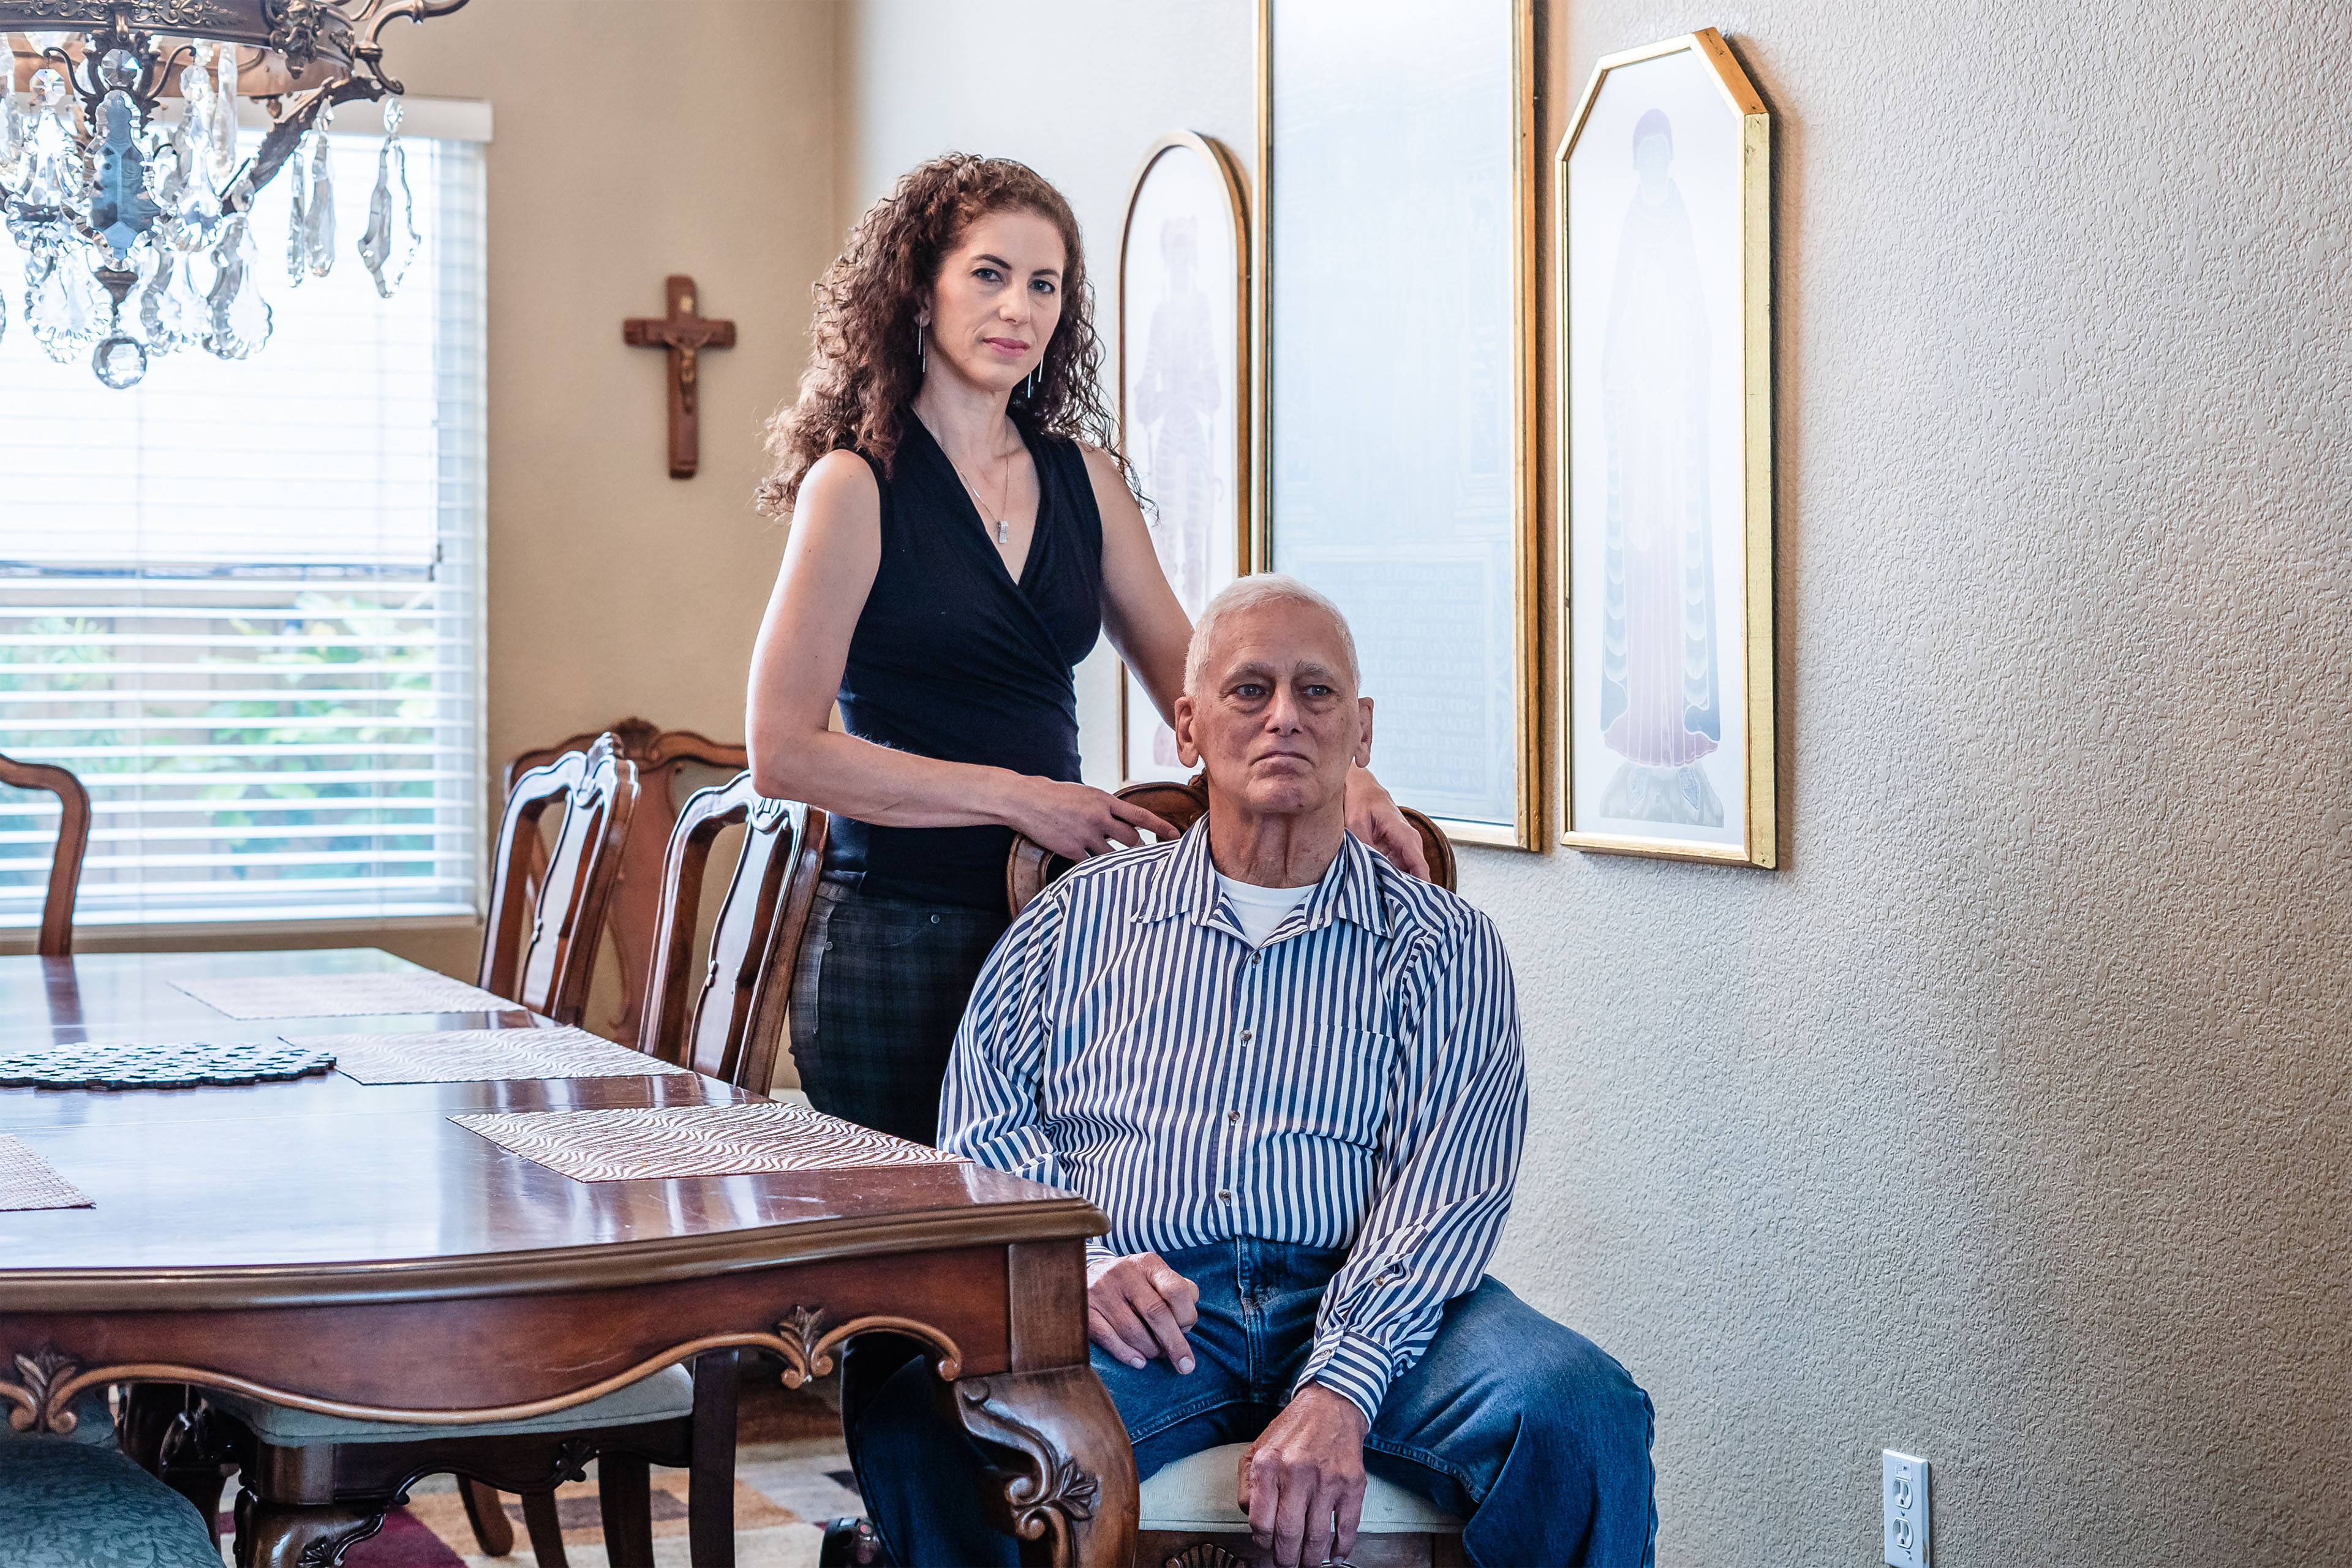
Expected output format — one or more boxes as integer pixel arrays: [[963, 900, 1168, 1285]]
[[1088, 445, 1192, 725], [747, 450, 1174, 858]]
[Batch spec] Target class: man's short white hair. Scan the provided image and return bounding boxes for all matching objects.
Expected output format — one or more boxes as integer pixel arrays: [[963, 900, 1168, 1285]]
[[1183, 574, 1361, 696]]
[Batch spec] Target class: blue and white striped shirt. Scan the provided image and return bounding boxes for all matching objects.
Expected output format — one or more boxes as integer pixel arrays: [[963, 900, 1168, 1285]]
[[940, 823, 1526, 1424]]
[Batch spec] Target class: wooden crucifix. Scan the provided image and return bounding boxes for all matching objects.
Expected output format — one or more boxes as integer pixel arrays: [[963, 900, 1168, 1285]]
[[623, 275, 736, 479]]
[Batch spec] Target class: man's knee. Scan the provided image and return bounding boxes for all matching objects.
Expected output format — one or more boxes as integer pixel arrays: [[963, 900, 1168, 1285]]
[[1423, 1281, 1652, 1461], [1530, 1322, 1650, 1461]]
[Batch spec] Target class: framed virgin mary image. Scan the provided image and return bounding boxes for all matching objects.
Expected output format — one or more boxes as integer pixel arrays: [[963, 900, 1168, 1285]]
[[1117, 131, 1250, 784], [1560, 29, 1776, 866]]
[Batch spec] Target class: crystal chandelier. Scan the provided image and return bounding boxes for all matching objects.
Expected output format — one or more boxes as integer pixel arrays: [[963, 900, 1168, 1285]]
[[0, 0, 468, 388]]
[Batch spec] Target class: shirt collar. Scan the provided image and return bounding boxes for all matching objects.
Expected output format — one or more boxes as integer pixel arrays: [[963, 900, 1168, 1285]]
[[1136, 818, 1391, 941]]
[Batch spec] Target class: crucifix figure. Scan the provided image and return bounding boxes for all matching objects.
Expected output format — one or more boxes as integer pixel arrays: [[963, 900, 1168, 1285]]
[[624, 275, 737, 479]]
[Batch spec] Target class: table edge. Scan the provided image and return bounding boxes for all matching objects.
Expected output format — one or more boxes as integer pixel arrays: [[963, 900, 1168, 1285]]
[[0, 1197, 1110, 1312]]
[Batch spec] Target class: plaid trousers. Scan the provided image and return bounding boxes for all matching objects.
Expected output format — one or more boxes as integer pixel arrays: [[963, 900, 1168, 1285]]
[[788, 878, 1011, 1145]]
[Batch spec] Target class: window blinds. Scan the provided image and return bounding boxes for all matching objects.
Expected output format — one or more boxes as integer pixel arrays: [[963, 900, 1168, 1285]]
[[0, 135, 486, 929]]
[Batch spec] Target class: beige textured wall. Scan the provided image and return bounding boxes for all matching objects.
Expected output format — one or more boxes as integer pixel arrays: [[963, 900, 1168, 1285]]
[[846, 2, 2352, 1563], [58, 0, 839, 979]]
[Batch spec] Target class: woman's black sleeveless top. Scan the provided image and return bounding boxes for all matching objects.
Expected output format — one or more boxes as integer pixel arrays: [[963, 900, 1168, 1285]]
[[827, 415, 1104, 910]]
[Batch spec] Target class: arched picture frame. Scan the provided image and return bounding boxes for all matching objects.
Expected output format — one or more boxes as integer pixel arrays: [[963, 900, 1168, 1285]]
[[1117, 131, 1251, 785], [1559, 29, 1776, 866]]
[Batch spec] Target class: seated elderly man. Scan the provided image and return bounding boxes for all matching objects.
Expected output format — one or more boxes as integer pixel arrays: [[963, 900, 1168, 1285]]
[[845, 576, 1655, 1567]]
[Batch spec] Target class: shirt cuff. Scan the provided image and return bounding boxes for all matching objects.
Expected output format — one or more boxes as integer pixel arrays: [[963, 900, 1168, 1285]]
[[1084, 1238, 1120, 1275], [1292, 1331, 1391, 1430]]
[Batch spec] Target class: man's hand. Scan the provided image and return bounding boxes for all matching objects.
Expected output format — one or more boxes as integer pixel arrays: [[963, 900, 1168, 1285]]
[[1344, 766, 1431, 880], [1086, 1251, 1200, 1374], [1238, 1383, 1368, 1567]]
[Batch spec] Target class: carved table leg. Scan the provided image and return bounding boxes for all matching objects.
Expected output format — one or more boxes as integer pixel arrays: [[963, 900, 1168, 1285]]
[[945, 1365, 1137, 1568], [236, 1499, 387, 1568]]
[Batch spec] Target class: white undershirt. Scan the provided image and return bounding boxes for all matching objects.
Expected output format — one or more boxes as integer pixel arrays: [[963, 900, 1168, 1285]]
[[1215, 871, 1317, 948]]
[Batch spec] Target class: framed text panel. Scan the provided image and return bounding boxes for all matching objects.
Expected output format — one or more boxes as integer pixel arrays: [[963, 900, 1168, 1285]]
[[1256, 0, 1540, 848]]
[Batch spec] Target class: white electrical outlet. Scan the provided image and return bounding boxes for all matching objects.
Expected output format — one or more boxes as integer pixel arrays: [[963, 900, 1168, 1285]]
[[1883, 1450, 1929, 1567]]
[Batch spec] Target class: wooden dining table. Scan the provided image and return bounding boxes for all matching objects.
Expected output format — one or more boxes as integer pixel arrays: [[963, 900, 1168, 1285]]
[[0, 946, 1137, 1567]]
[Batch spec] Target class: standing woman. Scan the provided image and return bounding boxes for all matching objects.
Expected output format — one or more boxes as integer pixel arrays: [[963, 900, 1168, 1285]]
[[747, 155, 1425, 1145]]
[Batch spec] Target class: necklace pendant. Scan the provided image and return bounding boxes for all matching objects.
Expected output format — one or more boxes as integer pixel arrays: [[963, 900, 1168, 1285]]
[[997, 520, 1009, 544]]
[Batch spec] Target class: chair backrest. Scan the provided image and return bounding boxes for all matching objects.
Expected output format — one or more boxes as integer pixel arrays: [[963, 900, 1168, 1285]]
[[1006, 774, 1455, 916], [0, 753, 92, 959], [480, 735, 639, 1026], [504, 718, 749, 1042], [638, 771, 829, 1093]]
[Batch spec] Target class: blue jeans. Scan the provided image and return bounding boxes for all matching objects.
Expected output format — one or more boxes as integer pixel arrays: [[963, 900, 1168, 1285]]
[[844, 1238, 1656, 1567]]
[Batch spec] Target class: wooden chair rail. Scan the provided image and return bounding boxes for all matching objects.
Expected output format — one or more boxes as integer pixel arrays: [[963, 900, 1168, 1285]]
[[1008, 775, 1456, 916], [481, 734, 640, 1028], [507, 720, 750, 1042], [638, 772, 828, 1094], [0, 752, 91, 958]]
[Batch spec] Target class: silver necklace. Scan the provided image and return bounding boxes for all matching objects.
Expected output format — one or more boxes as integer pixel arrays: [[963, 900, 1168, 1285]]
[[948, 453, 1015, 545]]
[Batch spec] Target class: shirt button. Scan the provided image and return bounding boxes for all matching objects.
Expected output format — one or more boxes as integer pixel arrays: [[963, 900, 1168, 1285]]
[[1226, 1109, 1241, 1123], [1239, 1029, 1253, 1044], [1250, 952, 1262, 965], [1217, 1189, 1232, 1202], [929, 913, 940, 924]]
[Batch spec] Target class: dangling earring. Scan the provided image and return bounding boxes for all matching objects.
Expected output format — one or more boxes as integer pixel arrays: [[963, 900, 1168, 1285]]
[[1023, 364, 1039, 401], [916, 320, 927, 372]]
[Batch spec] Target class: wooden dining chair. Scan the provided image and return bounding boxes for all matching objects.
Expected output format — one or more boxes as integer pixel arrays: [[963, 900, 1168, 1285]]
[[638, 771, 829, 1093], [481, 734, 640, 1028], [198, 752, 738, 1568], [1, 1389, 223, 1568], [507, 720, 750, 1042], [203, 1349, 733, 1568], [428, 777, 830, 1564], [1007, 773, 1456, 916], [0, 752, 92, 957]]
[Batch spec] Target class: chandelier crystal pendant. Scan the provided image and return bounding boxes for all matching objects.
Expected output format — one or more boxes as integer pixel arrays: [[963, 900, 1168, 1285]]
[[0, 0, 469, 388]]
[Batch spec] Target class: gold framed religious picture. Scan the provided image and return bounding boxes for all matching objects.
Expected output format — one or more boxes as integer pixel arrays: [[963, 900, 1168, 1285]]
[[1117, 131, 1251, 784], [1560, 29, 1776, 866], [1255, 0, 1542, 849]]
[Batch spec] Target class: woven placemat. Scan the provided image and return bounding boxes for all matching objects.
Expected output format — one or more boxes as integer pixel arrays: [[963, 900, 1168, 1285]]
[[451, 1102, 965, 1182], [0, 1040, 337, 1091], [0, 1134, 92, 1210], [298, 1028, 693, 1085], [173, 971, 513, 1020]]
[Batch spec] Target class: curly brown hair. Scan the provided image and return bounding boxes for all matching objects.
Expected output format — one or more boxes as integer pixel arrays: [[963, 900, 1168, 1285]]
[[756, 153, 1123, 517]]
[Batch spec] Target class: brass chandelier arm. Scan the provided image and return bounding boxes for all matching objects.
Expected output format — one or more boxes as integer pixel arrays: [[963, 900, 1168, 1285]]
[[1, 1309, 966, 1436], [344, 0, 471, 97], [221, 0, 472, 212]]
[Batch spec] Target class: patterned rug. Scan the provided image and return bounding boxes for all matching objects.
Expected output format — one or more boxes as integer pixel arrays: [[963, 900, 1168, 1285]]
[[212, 1379, 865, 1567]]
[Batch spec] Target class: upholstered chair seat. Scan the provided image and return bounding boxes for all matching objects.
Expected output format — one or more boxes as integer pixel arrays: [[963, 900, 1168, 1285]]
[[1137, 1441, 1464, 1559], [209, 1363, 696, 1445], [0, 1391, 222, 1568]]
